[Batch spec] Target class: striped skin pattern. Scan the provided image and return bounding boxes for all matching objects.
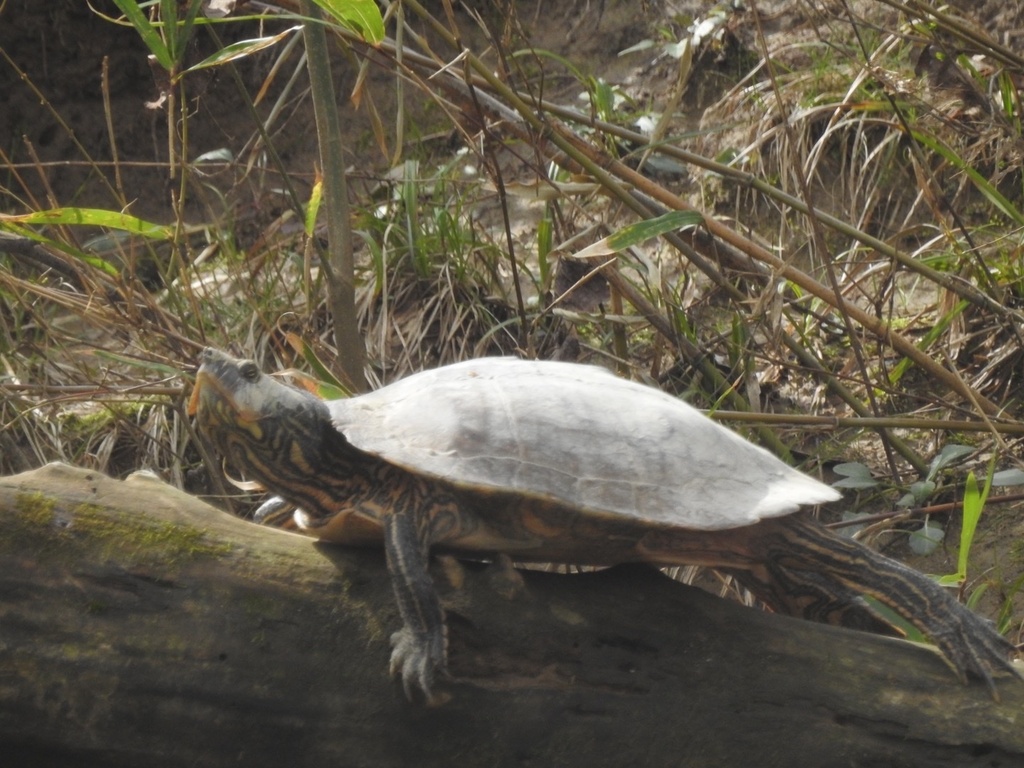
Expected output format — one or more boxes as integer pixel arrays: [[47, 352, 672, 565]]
[[192, 349, 1019, 703]]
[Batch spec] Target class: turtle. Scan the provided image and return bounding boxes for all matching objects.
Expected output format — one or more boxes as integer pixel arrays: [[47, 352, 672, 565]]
[[190, 348, 1018, 703]]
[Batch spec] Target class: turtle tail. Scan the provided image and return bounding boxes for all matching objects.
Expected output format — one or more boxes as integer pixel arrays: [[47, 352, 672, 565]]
[[760, 515, 1018, 698]]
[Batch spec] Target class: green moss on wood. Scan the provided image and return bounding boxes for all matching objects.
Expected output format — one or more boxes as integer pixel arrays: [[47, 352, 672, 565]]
[[73, 501, 233, 564], [4, 492, 66, 554], [6, 490, 231, 566], [14, 491, 57, 527]]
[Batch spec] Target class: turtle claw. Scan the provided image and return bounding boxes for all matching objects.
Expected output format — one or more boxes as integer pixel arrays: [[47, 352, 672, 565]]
[[930, 615, 1020, 702], [389, 626, 449, 706]]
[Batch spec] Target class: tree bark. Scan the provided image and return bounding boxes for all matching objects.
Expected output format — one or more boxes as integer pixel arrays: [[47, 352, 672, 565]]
[[1, 463, 1021, 768]]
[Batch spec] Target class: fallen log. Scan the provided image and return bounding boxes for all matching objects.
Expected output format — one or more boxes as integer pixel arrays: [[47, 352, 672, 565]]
[[0, 463, 1021, 767]]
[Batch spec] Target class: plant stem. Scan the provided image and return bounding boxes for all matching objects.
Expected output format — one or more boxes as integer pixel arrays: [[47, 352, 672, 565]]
[[300, 0, 366, 391]]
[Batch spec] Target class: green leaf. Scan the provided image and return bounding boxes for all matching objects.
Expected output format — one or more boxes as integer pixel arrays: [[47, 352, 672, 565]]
[[537, 216, 553, 282], [959, 469, 989, 577], [308, 0, 385, 44], [571, 211, 703, 261], [911, 130, 1024, 225], [939, 466, 992, 587], [863, 598, 924, 642], [589, 77, 617, 121], [109, 0, 173, 70], [889, 300, 967, 387], [306, 178, 324, 237], [926, 443, 974, 482], [966, 582, 989, 611], [831, 462, 879, 490], [161, 0, 204, 66], [908, 519, 944, 557], [0, 208, 173, 239], [0, 224, 121, 276], [284, 333, 352, 398], [902, 479, 935, 506], [992, 468, 1024, 486], [184, 26, 303, 73], [895, 491, 916, 509], [604, 211, 703, 250]]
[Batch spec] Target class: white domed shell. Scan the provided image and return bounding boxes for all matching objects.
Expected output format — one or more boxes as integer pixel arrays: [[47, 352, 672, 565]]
[[328, 358, 840, 530]]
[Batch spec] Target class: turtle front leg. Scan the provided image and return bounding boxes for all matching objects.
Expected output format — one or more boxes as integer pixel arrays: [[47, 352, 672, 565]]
[[382, 508, 448, 705]]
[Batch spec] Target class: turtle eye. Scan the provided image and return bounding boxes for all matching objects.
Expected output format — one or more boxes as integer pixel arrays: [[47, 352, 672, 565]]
[[239, 361, 260, 381]]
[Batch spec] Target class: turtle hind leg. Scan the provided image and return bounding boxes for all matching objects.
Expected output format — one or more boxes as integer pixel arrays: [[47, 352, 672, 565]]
[[767, 515, 1019, 698], [382, 507, 448, 705], [724, 567, 903, 637]]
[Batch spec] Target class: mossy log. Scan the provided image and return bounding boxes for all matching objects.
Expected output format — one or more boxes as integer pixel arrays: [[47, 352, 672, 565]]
[[1, 463, 1022, 768]]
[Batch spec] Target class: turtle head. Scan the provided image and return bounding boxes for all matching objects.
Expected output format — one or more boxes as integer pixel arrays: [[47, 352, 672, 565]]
[[190, 348, 332, 487]]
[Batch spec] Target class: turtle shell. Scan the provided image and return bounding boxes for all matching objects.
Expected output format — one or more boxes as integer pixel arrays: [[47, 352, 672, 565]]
[[330, 358, 839, 530]]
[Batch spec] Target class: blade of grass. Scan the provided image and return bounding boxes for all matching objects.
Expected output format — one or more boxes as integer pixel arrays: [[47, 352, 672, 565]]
[[108, 0, 173, 69], [911, 130, 1024, 226], [0, 208, 174, 238]]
